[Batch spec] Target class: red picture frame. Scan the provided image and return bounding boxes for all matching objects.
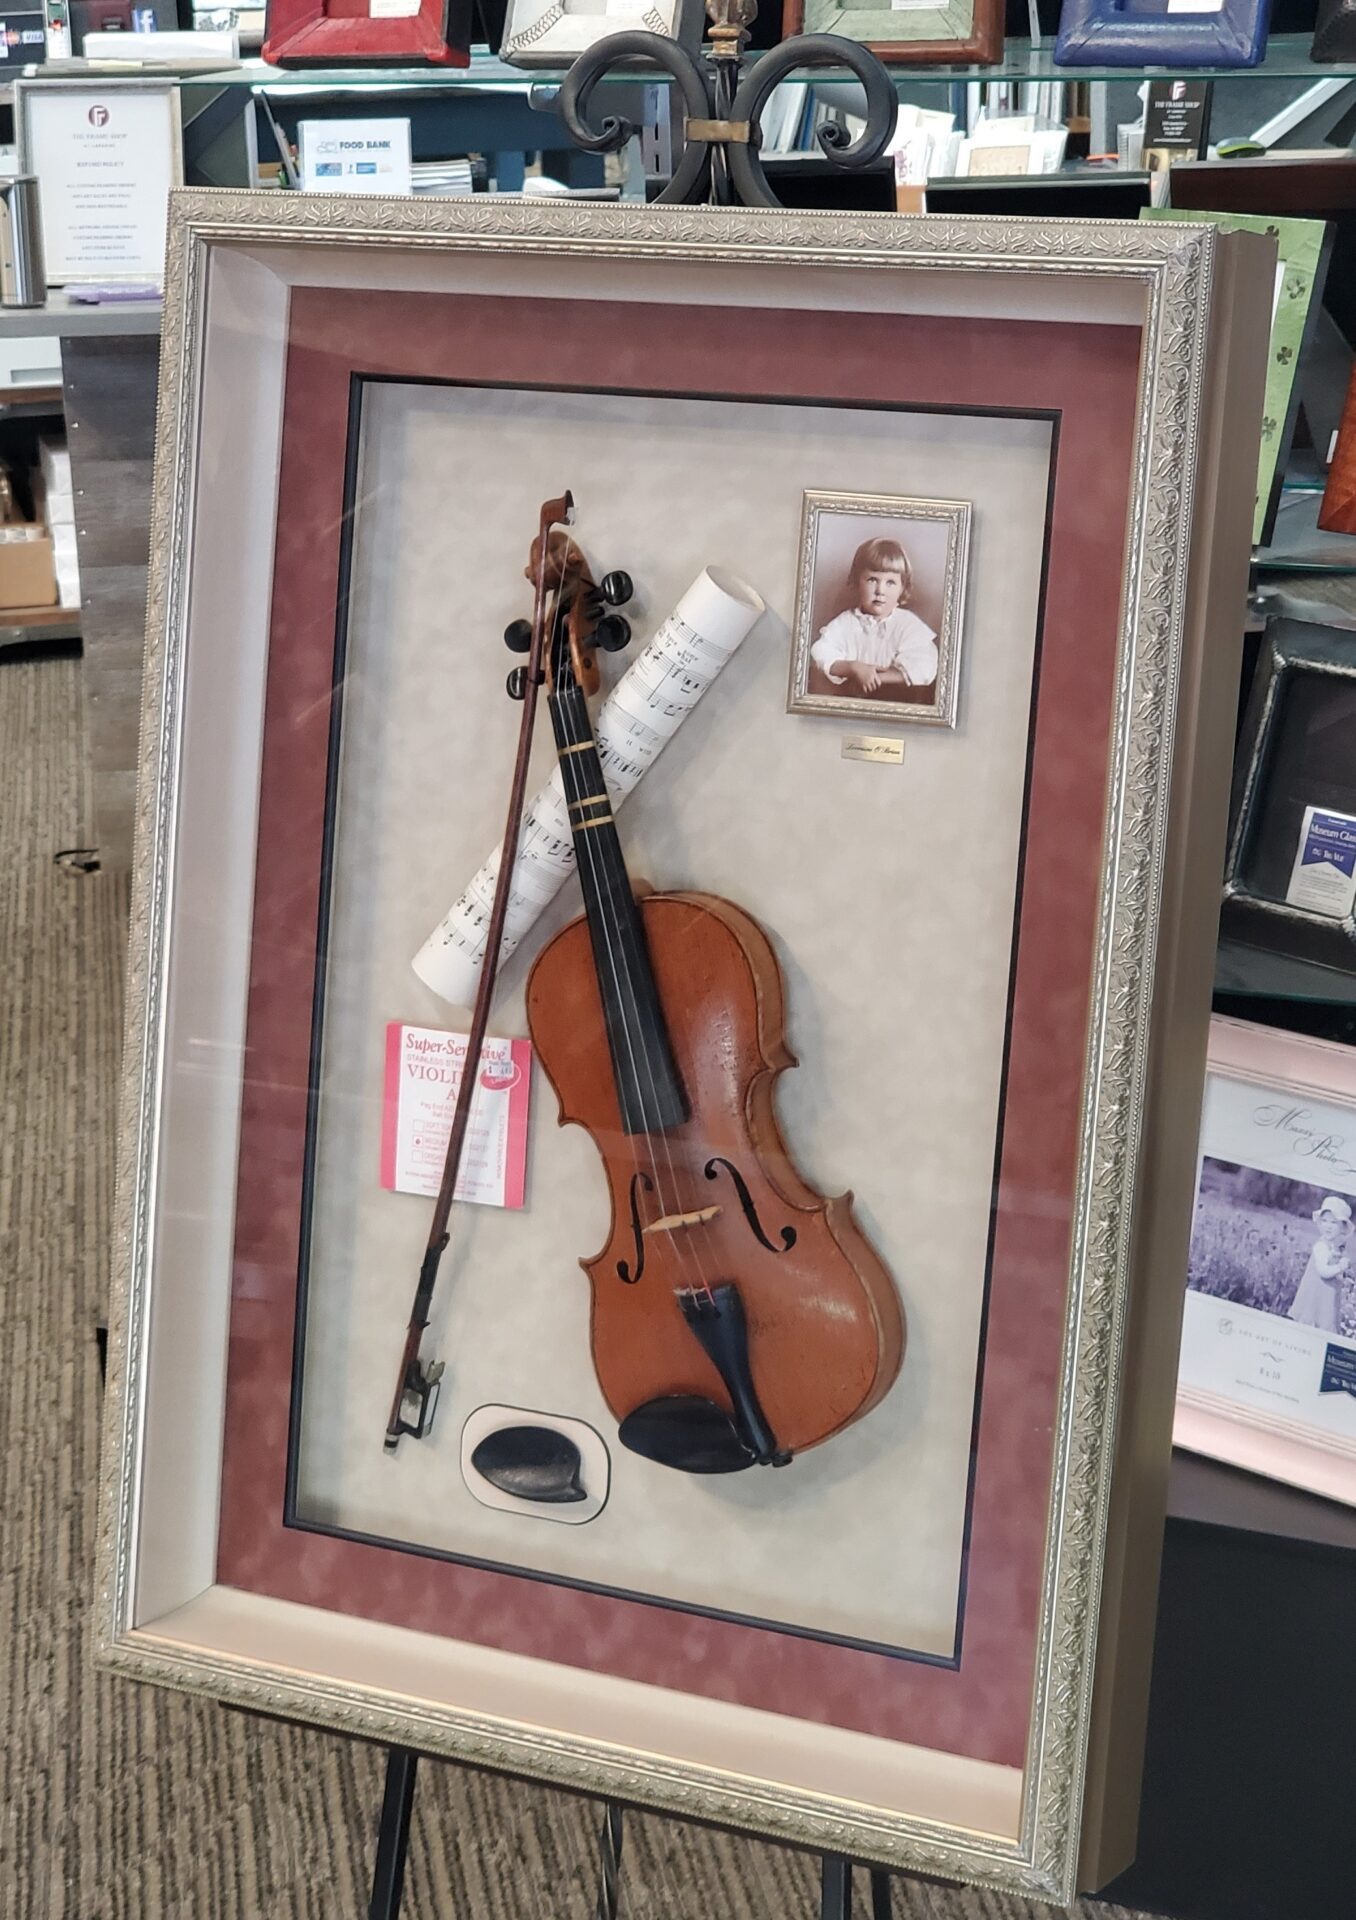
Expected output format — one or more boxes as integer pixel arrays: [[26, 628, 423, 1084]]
[[262, 0, 471, 68]]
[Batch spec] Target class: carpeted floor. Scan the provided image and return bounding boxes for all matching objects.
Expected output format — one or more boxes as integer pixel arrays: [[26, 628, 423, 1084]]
[[0, 648, 1157, 1920]]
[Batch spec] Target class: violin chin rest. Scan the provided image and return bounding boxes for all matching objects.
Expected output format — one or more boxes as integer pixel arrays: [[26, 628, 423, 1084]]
[[618, 1396, 758, 1475], [470, 1426, 588, 1503]]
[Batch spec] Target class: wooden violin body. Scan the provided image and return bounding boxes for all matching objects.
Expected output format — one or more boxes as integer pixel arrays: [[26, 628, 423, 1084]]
[[527, 889, 904, 1465]]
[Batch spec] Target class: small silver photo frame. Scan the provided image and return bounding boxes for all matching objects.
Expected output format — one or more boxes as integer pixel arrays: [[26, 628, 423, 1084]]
[[499, 0, 701, 68], [788, 490, 971, 729]]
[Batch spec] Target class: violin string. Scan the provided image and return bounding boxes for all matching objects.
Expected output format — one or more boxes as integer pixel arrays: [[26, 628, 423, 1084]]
[[553, 578, 689, 1280], [560, 555, 723, 1308], [548, 558, 671, 1244], [559, 679, 706, 1303], [555, 544, 716, 1309]]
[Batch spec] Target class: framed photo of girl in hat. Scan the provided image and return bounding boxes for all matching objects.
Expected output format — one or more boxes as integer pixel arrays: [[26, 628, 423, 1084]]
[[1175, 1016, 1356, 1506]]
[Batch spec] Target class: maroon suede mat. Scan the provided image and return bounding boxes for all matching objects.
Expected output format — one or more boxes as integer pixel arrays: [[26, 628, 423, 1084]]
[[216, 285, 1143, 1771]]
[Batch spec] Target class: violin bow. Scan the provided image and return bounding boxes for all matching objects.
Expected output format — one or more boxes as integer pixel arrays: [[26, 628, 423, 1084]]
[[385, 491, 573, 1451]]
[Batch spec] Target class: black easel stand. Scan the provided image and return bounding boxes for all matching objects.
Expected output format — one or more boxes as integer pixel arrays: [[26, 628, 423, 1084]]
[[820, 1855, 895, 1919], [366, 1747, 900, 1916], [368, 1748, 420, 1920], [556, 0, 897, 212]]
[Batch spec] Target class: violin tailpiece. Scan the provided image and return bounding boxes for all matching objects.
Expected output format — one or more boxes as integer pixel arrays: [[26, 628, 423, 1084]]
[[677, 1283, 790, 1469]]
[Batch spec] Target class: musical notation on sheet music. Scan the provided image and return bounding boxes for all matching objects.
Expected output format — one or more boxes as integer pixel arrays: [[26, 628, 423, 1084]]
[[413, 567, 766, 1008]]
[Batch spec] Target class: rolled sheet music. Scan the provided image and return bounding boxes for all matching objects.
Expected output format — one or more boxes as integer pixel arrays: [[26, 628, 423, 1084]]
[[413, 565, 767, 1008]]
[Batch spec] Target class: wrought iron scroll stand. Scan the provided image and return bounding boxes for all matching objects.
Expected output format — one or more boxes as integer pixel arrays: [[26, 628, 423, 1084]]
[[556, 0, 898, 210], [366, 1746, 906, 1917]]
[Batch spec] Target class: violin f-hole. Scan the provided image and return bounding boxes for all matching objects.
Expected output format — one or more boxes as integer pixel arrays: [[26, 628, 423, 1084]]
[[617, 1170, 654, 1284], [703, 1158, 797, 1255]]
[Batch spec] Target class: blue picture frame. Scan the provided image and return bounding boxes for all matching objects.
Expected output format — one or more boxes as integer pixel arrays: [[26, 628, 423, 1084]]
[[1054, 0, 1271, 68]]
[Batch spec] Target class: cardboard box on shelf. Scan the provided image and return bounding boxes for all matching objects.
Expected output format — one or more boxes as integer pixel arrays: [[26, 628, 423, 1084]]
[[0, 527, 57, 610]]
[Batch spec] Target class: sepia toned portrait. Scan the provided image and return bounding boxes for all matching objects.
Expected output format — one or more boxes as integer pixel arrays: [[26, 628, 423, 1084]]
[[788, 492, 971, 728]]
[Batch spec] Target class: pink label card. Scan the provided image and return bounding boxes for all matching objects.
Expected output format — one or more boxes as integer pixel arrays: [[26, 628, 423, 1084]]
[[381, 1024, 532, 1208]]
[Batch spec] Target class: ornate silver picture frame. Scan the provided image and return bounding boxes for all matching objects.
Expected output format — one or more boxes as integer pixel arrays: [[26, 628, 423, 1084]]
[[96, 192, 1271, 1904], [787, 490, 970, 727], [499, 0, 701, 68]]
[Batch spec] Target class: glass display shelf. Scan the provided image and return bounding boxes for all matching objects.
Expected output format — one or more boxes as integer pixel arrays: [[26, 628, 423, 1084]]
[[14, 33, 1356, 91], [1216, 938, 1356, 1007], [19, 51, 558, 90], [1281, 453, 1331, 497], [1256, 491, 1356, 576]]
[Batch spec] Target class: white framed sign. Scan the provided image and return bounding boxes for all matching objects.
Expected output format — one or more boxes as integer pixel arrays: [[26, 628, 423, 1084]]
[[15, 80, 182, 287], [1176, 1016, 1356, 1506], [298, 117, 413, 197]]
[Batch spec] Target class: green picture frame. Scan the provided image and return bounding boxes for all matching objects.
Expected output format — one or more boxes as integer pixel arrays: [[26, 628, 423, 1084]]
[[1143, 207, 1333, 546]]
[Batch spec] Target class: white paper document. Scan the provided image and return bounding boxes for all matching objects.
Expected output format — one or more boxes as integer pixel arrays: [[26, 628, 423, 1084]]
[[413, 565, 766, 1006], [299, 118, 413, 196], [21, 83, 178, 285]]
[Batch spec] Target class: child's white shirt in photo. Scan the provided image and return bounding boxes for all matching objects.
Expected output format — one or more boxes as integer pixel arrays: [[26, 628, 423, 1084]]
[[811, 607, 939, 686], [1313, 1239, 1348, 1280]]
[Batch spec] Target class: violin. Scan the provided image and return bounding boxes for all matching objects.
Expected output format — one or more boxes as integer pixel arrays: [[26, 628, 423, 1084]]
[[522, 501, 905, 1474]]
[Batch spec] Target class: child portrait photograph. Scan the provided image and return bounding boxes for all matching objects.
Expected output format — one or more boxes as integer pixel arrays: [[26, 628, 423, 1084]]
[[1187, 1157, 1356, 1341], [787, 491, 972, 728]]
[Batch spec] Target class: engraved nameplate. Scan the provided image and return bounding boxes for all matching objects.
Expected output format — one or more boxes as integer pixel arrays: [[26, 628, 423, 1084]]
[[841, 735, 905, 765]]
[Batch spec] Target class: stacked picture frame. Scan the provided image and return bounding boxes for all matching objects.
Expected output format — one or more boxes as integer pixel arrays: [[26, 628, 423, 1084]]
[[1177, 1017, 1356, 1509], [780, 0, 1002, 65], [96, 194, 1271, 1904]]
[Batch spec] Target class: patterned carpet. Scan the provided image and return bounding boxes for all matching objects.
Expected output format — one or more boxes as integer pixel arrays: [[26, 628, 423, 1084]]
[[0, 649, 1156, 1920]]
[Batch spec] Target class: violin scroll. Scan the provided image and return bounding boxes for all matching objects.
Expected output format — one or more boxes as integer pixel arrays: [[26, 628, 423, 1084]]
[[518, 517, 637, 697]]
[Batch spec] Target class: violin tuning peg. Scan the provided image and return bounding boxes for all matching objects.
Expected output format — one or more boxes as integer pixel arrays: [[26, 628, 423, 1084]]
[[504, 619, 533, 653], [594, 613, 632, 654], [506, 666, 529, 700], [599, 571, 633, 608]]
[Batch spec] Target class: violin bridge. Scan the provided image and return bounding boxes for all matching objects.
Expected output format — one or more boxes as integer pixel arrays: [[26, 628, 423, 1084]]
[[643, 1205, 722, 1236]]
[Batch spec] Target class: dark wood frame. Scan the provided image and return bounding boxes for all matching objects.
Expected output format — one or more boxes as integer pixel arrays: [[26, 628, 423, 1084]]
[[1222, 618, 1356, 975], [780, 0, 1003, 67]]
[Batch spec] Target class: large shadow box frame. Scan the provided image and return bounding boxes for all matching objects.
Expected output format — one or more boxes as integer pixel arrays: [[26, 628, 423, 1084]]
[[96, 194, 1270, 1905]]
